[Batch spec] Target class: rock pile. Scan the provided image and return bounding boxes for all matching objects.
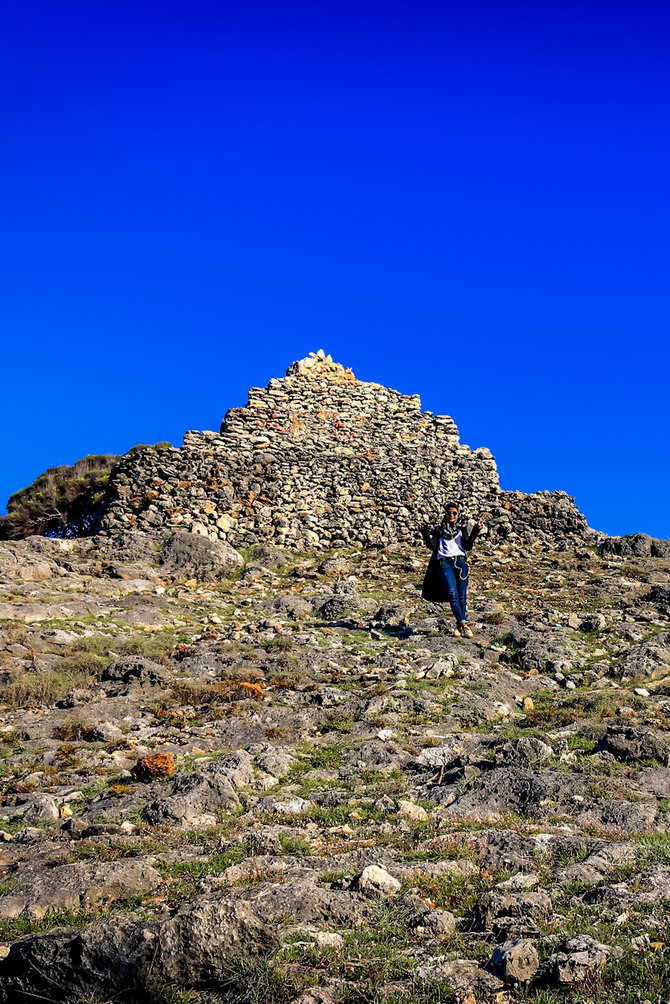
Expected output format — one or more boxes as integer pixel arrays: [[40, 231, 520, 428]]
[[101, 351, 592, 550]]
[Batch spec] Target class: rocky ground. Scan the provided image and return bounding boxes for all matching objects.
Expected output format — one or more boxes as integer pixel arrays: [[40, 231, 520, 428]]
[[0, 530, 669, 1003]]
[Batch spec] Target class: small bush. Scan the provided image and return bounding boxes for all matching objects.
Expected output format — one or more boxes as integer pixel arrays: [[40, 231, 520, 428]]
[[484, 610, 504, 625]]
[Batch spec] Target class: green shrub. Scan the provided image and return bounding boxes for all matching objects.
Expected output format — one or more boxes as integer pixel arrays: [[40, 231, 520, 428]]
[[0, 442, 173, 539]]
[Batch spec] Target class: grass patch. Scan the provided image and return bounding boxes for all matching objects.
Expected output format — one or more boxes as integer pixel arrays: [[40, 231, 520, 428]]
[[294, 739, 356, 770], [278, 833, 313, 856], [0, 894, 150, 943]]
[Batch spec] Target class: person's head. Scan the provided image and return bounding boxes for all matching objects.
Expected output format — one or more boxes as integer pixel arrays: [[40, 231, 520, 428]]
[[444, 501, 460, 523]]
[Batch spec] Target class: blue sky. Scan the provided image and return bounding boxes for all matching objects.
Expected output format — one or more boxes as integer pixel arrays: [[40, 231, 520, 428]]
[[1, 1, 668, 538]]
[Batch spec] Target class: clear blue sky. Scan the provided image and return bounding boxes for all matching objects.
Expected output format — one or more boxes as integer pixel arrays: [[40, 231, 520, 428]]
[[1, 1, 668, 538]]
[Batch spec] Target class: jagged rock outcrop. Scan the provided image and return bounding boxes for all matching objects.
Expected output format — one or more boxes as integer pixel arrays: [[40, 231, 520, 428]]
[[100, 351, 592, 550]]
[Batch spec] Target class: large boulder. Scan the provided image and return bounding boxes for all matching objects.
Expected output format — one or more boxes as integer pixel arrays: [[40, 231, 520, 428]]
[[145, 761, 241, 826], [642, 584, 670, 614], [475, 887, 553, 937], [83, 531, 164, 578], [144, 897, 278, 985], [0, 538, 59, 581], [602, 724, 670, 766], [441, 768, 655, 832], [159, 531, 243, 580], [0, 897, 278, 1002], [101, 655, 172, 689], [550, 934, 611, 985], [225, 876, 375, 928], [495, 737, 552, 768], [601, 533, 670, 558], [584, 865, 670, 908], [618, 632, 670, 682]]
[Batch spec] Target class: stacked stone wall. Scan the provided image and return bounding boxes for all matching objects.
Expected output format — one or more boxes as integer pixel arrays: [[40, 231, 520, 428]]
[[100, 353, 592, 550]]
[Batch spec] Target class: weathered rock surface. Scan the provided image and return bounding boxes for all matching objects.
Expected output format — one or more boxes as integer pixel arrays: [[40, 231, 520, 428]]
[[159, 530, 243, 580], [476, 887, 553, 937], [101, 654, 172, 690], [602, 723, 670, 765], [0, 860, 161, 920], [491, 938, 540, 983], [550, 934, 611, 985], [618, 631, 670, 681], [352, 864, 402, 898], [0, 897, 278, 1001], [145, 761, 242, 826]]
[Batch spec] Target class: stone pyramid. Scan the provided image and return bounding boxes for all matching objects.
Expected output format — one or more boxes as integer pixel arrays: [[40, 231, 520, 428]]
[[101, 351, 590, 549]]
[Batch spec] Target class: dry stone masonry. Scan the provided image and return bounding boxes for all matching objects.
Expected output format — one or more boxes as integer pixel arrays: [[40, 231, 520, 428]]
[[101, 351, 592, 550]]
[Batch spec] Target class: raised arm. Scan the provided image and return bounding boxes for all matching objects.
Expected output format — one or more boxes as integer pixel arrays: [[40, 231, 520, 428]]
[[460, 520, 482, 551], [421, 524, 439, 550]]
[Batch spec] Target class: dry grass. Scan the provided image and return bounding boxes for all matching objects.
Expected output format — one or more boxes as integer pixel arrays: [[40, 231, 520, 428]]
[[53, 717, 95, 741], [1, 671, 68, 709]]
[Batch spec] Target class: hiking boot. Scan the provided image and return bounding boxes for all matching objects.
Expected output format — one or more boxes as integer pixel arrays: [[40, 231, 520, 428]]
[[450, 626, 462, 637], [460, 622, 474, 638]]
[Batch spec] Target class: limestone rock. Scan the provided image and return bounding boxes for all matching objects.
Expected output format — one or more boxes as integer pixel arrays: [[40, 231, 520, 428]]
[[491, 939, 539, 983], [551, 934, 610, 985], [256, 749, 295, 778], [14, 795, 59, 823], [602, 724, 670, 766], [227, 877, 374, 927], [146, 897, 279, 984], [145, 762, 241, 826], [495, 737, 552, 768], [601, 533, 670, 558], [0, 538, 57, 582], [585, 866, 670, 907], [0, 860, 161, 920], [410, 907, 456, 938], [476, 888, 552, 937], [101, 655, 171, 689], [0, 896, 277, 1001], [160, 531, 243, 580], [352, 865, 401, 898], [619, 632, 670, 681], [396, 799, 430, 822], [89, 721, 124, 743]]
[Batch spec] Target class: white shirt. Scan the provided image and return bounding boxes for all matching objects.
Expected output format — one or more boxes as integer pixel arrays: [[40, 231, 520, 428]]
[[437, 532, 465, 558]]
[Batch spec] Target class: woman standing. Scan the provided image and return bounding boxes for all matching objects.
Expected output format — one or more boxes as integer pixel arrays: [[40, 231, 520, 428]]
[[421, 501, 484, 637]]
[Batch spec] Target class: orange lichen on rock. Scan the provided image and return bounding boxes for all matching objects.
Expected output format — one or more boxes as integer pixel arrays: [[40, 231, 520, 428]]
[[219, 680, 267, 699], [131, 752, 176, 782]]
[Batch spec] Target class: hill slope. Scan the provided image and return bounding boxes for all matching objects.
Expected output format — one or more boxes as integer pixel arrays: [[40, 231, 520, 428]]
[[0, 353, 669, 1003], [0, 528, 668, 1002]]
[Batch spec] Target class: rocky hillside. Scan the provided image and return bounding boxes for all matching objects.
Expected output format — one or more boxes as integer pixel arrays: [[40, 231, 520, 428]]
[[0, 522, 669, 1003]]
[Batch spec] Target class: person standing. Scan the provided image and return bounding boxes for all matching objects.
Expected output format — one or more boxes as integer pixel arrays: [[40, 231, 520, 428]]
[[421, 501, 484, 637]]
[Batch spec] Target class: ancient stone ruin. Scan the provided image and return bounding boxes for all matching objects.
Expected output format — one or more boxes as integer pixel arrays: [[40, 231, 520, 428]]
[[101, 351, 592, 550]]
